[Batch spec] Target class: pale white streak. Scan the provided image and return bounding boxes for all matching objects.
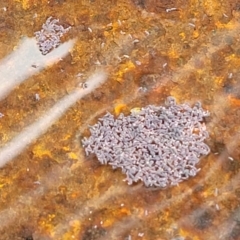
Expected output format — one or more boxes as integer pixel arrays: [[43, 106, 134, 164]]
[[0, 71, 107, 167], [0, 37, 76, 101]]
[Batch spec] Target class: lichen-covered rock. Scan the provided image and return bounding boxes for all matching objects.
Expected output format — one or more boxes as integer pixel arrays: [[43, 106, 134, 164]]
[[82, 97, 210, 187]]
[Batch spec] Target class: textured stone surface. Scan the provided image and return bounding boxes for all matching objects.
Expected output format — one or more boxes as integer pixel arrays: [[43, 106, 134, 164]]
[[0, 0, 240, 239]]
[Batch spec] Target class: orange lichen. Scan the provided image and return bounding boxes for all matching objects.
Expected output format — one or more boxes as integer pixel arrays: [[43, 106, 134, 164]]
[[192, 30, 200, 39], [14, 0, 48, 10], [213, 76, 225, 86], [67, 152, 78, 160], [167, 46, 180, 59], [114, 103, 127, 115], [103, 22, 120, 38], [114, 60, 135, 83], [119, 207, 131, 216], [102, 218, 114, 228], [32, 144, 52, 158], [179, 228, 200, 240], [179, 32, 186, 40], [69, 192, 77, 200], [38, 218, 55, 237], [203, 0, 221, 17], [215, 20, 238, 30], [228, 95, 240, 107], [61, 220, 81, 240]]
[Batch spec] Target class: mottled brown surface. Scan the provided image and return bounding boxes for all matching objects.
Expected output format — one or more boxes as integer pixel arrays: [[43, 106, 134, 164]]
[[0, 0, 240, 239]]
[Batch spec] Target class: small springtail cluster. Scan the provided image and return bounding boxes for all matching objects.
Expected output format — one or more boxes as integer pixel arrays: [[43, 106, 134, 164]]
[[34, 17, 71, 55], [82, 97, 210, 188]]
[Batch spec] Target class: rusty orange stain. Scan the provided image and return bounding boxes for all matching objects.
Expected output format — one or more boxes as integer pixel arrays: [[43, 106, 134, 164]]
[[228, 95, 240, 107], [114, 103, 127, 115]]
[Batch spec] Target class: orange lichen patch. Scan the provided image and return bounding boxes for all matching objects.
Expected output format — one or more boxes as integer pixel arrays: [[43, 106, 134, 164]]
[[103, 22, 120, 37], [68, 111, 82, 122], [0, 182, 5, 189], [14, 0, 48, 10], [203, 0, 221, 17], [48, 214, 56, 222], [215, 19, 238, 30], [102, 218, 114, 228], [68, 191, 81, 200], [200, 188, 213, 199], [71, 41, 92, 65], [62, 146, 70, 152], [213, 76, 225, 86], [67, 152, 78, 160], [101, 207, 131, 228], [225, 54, 236, 62], [0, 132, 10, 143], [167, 46, 180, 59], [179, 32, 186, 40], [38, 218, 55, 238], [32, 144, 52, 158], [114, 60, 135, 83], [192, 30, 200, 39], [61, 232, 74, 240], [102, 29, 112, 38], [71, 219, 81, 232], [114, 103, 127, 115], [61, 133, 73, 142], [14, 0, 34, 10], [119, 207, 131, 216], [179, 228, 200, 240], [61, 220, 81, 240], [228, 95, 240, 107]]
